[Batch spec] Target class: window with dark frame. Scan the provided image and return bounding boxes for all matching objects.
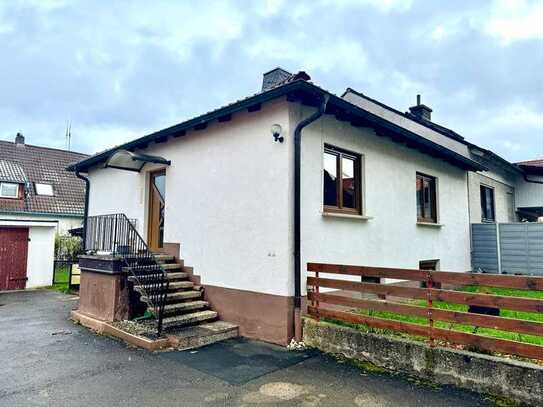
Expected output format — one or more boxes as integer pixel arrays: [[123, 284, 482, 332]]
[[416, 173, 437, 223], [480, 185, 495, 222], [323, 145, 361, 214]]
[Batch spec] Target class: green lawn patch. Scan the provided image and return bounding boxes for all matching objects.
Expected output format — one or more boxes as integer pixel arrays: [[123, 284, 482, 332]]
[[351, 285, 543, 347]]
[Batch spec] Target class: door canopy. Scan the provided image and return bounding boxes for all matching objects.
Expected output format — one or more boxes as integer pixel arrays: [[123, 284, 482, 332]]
[[104, 150, 170, 172]]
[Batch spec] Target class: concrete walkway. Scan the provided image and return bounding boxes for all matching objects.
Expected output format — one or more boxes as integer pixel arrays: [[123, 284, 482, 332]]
[[0, 290, 493, 406]]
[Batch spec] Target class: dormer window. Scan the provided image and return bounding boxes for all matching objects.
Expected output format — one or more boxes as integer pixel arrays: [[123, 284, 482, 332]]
[[35, 183, 54, 196], [0, 182, 19, 198]]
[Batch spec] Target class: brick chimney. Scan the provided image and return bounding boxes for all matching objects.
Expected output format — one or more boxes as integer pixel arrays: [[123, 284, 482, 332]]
[[409, 94, 432, 121], [15, 132, 25, 145], [261, 67, 293, 91]]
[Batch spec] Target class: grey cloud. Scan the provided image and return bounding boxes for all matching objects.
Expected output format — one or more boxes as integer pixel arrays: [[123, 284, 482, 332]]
[[0, 0, 542, 162]]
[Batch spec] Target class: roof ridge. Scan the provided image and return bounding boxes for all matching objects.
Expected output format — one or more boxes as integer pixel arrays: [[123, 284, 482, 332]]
[[0, 139, 89, 157], [342, 88, 465, 142]]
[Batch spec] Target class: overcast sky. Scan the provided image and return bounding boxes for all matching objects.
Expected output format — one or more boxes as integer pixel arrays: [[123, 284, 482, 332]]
[[1, 0, 542, 162]]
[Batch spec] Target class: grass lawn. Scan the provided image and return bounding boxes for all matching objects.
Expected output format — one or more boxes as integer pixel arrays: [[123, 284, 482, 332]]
[[49, 264, 79, 294], [337, 286, 543, 347]]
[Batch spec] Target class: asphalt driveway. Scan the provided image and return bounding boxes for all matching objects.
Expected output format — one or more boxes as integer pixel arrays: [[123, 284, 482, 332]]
[[0, 289, 494, 406]]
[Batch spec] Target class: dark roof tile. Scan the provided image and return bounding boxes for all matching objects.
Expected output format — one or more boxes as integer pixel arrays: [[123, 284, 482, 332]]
[[0, 140, 89, 216]]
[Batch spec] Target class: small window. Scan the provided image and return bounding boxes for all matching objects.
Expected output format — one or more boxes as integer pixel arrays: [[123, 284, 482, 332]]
[[0, 182, 18, 198], [35, 183, 54, 196], [419, 260, 441, 288], [416, 173, 437, 223], [419, 260, 439, 271], [480, 185, 495, 222], [323, 145, 361, 214]]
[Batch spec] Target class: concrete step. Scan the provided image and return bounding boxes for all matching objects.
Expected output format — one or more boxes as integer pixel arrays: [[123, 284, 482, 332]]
[[165, 290, 203, 302], [167, 321, 239, 350], [167, 281, 194, 290], [134, 280, 193, 292], [163, 300, 209, 314], [153, 254, 175, 263], [141, 290, 202, 304], [162, 310, 218, 329], [161, 263, 182, 271], [166, 272, 189, 280]]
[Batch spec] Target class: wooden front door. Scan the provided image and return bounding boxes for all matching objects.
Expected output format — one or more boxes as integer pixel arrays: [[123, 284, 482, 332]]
[[147, 170, 166, 252], [0, 228, 29, 290]]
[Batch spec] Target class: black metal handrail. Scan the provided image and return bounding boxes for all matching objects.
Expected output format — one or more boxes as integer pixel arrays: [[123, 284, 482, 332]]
[[85, 213, 169, 335]]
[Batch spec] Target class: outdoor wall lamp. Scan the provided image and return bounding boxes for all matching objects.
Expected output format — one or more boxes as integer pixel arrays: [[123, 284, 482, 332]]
[[271, 124, 284, 143]]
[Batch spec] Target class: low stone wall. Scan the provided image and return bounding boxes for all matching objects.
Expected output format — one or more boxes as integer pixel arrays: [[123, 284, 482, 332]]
[[303, 317, 543, 405]]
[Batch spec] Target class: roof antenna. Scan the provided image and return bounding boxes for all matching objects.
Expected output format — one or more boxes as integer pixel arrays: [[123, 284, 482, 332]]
[[65, 120, 72, 151]]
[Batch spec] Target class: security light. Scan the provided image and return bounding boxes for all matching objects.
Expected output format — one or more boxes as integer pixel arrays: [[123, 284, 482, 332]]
[[271, 124, 283, 143]]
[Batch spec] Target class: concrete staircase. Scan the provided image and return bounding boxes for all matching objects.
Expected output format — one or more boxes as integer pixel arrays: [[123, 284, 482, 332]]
[[125, 254, 238, 348]]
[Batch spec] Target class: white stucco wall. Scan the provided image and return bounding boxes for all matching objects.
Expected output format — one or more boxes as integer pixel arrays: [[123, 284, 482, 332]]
[[86, 98, 293, 296], [148, 98, 293, 296], [295, 104, 472, 293], [85, 98, 474, 298], [87, 166, 146, 235]]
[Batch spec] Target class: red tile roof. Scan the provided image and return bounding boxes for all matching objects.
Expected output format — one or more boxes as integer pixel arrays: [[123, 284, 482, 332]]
[[0, 139, 89, 216], [516, 158, 543, 167]]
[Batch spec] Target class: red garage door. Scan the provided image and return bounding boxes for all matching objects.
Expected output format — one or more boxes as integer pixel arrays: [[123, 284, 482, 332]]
[[0, 228, 29, 290]]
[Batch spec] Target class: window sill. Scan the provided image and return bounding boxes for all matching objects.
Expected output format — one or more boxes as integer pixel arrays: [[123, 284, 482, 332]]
[[322, 212, 373, 221], [417, 221, 444, 228]]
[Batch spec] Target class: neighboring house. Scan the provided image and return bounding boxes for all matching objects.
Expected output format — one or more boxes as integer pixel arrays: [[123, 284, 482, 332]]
[[514, 159, 543, 221], [464, 148, 543, 224], [0, 133, 89, 289], [69, 67, 490, 345]]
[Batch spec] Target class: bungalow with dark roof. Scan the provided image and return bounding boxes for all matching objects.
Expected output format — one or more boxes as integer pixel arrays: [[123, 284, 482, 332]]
[[68, 67, 496, 345]]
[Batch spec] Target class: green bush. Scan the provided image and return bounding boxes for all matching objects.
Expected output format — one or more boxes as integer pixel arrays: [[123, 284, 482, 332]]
[[54, 234, 83, 260]]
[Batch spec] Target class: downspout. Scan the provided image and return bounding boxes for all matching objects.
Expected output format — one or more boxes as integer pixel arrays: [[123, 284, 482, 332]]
[[293, 94, 329, 342], [75, 170, 90, 250]]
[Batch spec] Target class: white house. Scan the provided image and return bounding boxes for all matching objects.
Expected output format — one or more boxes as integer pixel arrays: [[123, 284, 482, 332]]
[[0, 133, 88, 289], [69, 68, 492, 345]]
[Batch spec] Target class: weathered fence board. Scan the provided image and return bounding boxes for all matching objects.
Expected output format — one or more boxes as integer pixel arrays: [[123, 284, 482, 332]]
[[307, 262, 543, 360]]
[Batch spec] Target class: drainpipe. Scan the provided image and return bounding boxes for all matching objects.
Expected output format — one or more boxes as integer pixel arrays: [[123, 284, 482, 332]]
[[75, 170, 90, 250], [293, 94, 329, 342]]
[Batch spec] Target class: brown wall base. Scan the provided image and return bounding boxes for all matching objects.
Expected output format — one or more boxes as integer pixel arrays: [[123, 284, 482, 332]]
[[204, 285, 299, 346], [79, 271, 130, 322]]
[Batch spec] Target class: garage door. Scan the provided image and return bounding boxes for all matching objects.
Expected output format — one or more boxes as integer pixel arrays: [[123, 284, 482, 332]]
[[0, 228, 29, 290]]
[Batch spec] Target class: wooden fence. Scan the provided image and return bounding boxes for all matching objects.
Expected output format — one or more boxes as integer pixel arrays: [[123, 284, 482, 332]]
[[306, 263, 543, 360]]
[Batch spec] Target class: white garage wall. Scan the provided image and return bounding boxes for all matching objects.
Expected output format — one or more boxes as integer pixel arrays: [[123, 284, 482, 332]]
[[1, 214, 82, 235], [27, 226, 56, 288]]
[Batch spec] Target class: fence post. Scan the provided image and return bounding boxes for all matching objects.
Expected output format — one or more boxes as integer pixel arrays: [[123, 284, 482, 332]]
[[68, 263, 73, 290], [496, 223, 502, 274], [426, 270, 434, 348], [315, 271, 320, 321]]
